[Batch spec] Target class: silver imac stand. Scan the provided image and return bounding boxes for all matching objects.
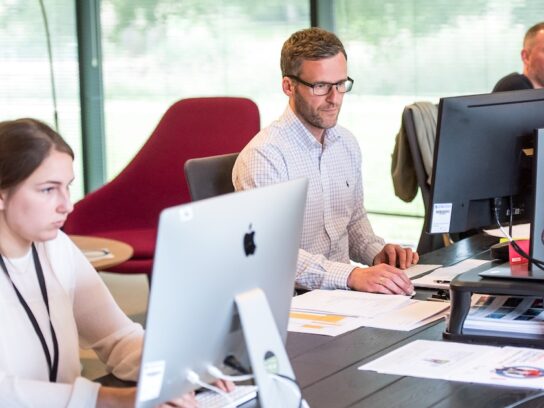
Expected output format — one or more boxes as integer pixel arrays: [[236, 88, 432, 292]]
[[235, 288, 307, 407]]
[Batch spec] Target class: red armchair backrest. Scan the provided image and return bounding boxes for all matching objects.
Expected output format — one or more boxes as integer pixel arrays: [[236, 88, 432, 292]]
[[64, 97, 260, 234]]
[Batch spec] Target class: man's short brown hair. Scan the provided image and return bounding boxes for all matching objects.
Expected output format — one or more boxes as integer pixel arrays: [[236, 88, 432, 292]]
[[524, 22, 544, 50], [280, 27, 347, 77]]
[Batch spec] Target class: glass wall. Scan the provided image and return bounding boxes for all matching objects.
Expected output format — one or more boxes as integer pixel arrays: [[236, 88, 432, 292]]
[[334, 0, 544, 245], [100, 0, 310, 179], [3, 1, 543, 247], [0, 0, 83, 199]]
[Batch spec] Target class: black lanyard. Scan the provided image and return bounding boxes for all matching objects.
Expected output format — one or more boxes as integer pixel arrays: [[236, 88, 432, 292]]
[[0, 243, 59, 382]]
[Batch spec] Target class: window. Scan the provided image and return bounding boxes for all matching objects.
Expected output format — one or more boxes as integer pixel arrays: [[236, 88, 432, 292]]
[[0, 0, 83, 199], [334, 0, 544, 245], [100, 0, 310, 179]]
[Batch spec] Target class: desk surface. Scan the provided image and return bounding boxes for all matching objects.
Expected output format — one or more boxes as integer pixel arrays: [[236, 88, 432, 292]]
[[70, 235, 133, 271], [99, 234, 544, 407], [285, 234, 544, 408]]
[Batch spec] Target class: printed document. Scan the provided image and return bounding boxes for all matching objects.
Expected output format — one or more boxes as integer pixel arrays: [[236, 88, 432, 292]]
[[290, 290, 411, 318], [359, 339, 544, 389]]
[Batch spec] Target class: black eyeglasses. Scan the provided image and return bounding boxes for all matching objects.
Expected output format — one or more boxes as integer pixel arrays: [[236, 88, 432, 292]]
[[285, 75, 354, 96]]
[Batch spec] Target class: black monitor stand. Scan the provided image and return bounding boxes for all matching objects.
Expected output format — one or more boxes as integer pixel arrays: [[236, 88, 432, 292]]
[[444, 129, 544, 346]]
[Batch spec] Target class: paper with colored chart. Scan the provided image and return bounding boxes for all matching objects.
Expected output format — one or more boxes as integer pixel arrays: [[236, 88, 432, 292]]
[[289, 290, 449, 336], [287, 311, 365, 336]]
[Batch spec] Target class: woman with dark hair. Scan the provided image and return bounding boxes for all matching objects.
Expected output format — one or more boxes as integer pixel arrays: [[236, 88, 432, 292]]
[[0, 119, 201, 407]]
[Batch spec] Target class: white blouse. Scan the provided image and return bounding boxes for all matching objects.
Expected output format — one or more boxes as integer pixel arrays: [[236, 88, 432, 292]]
[[0, 231, 144, 407]]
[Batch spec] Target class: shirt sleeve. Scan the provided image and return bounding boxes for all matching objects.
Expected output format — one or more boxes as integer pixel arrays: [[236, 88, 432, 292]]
[[70, 240, 144, 382], [234, 144, 356, 290], [0, 375, 99, 408]]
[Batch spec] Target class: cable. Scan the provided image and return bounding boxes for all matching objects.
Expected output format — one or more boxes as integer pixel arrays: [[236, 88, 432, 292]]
[[509, 196, 514, 238], [493, 202, 544, 269], [186, 370, 234, 405], [38, 0, 59, 131], [222, 356, 307, 407], [223, 355, 251, 375], [207, 365, 254, 382], [270, 373, 307, 408]]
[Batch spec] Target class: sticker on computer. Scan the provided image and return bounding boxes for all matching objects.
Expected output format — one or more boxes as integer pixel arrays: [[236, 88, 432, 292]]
[[430, 203, 452, 233], [138, 360, 165, 401]]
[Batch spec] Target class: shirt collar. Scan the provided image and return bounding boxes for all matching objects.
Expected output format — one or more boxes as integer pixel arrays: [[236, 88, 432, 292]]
[[282, 105, 342, 150]]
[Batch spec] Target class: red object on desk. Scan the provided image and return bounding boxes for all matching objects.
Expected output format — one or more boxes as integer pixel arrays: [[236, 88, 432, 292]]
[[509, 240, 530, 265]]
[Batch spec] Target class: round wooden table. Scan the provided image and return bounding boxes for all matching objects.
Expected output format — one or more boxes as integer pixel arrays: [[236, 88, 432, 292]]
[[70, 235, 133, 271]]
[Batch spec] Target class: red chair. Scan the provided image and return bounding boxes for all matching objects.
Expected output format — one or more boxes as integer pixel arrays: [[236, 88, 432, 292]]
[[63, 97, 260, 279]]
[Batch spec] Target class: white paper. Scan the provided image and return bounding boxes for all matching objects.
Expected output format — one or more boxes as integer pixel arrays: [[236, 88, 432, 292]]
[[290, 289, 411, 318], [360, 340, 496, 379], [138, 360, 165, 402], [404, 264, 442, 279], [360, 339, 544, 389], [430, 203, 452, 233], [288, 311, 365, 336], [412, 259, 490, 289], [290, 291, 449, 333], [484, 223, 530, 239], [358, 300, 449, 331]]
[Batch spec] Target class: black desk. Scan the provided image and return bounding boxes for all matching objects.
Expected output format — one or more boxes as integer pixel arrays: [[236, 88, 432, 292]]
[[286, 234, 544, 408], [101, 234, 544, 407]]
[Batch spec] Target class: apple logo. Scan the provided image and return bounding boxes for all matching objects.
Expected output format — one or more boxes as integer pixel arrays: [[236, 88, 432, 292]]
[[243, 223, 256, 256]]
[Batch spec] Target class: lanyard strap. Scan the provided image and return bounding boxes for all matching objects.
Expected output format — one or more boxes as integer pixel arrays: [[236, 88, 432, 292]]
[[0, 243, 59, 382]]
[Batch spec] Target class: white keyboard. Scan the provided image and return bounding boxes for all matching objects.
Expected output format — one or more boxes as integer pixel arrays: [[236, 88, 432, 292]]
[[195, 385, 257, 408]]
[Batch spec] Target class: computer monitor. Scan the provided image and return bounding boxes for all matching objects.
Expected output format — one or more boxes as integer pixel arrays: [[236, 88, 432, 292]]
[[135, 178, 308, 408], [427, 89, 544, 271]]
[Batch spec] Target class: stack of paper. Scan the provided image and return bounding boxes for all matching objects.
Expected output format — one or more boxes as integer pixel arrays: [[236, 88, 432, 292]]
[[360, 339, 544, 389], [288, 290, 449, 336], [464, 294, 544, 335]]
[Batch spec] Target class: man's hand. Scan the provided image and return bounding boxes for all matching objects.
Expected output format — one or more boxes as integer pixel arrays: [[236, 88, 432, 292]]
[[373, 244, 419, 269], [347, 264, 414, 294]]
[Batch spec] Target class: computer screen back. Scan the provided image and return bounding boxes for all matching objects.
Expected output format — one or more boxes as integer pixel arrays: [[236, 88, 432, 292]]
[[136, 178, 308, 407], [427, 89, 544, 234]]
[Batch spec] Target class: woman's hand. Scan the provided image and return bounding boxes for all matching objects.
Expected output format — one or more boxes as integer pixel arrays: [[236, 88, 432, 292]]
[[96, 386, 198, 408]]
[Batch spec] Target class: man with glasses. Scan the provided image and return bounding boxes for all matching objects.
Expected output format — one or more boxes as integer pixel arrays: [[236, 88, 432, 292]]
[[233, 28, 417, 294]]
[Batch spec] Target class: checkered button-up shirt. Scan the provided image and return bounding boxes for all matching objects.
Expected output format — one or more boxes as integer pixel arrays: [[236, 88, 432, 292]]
[[233, 106, 385, 290]]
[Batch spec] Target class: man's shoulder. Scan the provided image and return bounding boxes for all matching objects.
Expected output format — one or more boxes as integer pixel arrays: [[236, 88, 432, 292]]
[[492, 72, 533, 92], [236, 124, 287, 167]]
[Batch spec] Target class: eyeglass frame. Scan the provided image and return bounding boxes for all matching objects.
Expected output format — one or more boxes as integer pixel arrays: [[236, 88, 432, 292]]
[[285, 74, 354, 96]]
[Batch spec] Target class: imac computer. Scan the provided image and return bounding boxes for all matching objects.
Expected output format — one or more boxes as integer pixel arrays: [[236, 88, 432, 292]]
[[135, 178, 308, 408], [427, 88, 544, 273]]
